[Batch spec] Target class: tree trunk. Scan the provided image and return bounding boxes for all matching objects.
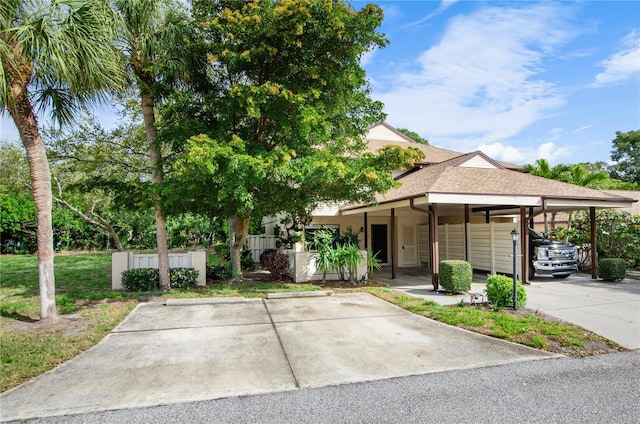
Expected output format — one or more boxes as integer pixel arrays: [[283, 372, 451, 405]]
[[229, 215, 250, 281], [141, 91, 170, 290], [8, 89, 57, 321]]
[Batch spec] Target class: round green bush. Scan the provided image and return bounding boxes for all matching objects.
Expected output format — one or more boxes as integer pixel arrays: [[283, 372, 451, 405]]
[[598, 258, 626, 282], [439, 260, 472, 294], [121, 267, 199, 291], [486, 274, 527, 308], [121, 268, 159, 291]]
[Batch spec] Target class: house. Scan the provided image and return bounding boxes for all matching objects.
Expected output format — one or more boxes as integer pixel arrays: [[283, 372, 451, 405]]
[[262, 123, 636, 287]]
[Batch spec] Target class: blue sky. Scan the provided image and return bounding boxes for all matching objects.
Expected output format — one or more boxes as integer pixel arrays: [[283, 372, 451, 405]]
[[1, 1, 638, 167], [357, 0, 640, 165]]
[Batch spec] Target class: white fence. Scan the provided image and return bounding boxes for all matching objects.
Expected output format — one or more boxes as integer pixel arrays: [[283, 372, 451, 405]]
[[246, 235, 278, 262], [437, 222, 516, 274], [112, 251, 207, 289]]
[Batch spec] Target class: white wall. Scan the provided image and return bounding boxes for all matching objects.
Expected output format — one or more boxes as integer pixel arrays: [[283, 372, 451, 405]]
[[112, 251, 207, 289], [437, 222, 516, 274]]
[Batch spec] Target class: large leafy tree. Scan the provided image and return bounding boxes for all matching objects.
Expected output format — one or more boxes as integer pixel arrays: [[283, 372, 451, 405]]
[[397, 128, 429, 145], [0, 0, 126, 320], [170, 0, 423, 278], [609, 130, 640, 186], [113, 0, 208, 289]]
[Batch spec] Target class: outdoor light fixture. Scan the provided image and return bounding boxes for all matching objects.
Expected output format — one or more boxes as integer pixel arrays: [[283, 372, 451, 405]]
[[511, 228, 519, 310]]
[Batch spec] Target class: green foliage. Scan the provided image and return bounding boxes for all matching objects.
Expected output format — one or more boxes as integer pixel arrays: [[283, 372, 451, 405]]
[[121, 267, 199, 291], [55, 294, 77, 315], [598, 258, 627, 282], [367, 249, 382, 273], [214, 242, 230, 260], [570, 210, 640, 269], [0, 194, 36, 253], [261, 251, 290, 281], [167, 213, 217, 248], [241, 248, 255, 271], [486, 274, 527, 309], [335, 226, 361, 247], [164, 0, 424, 280], [439, 260, 472, 294], [313, 228, 335, 282], [121, 268, 160, 291], [396, 128, 429, 145], [169, 268, 200, 289], [609, 130, 640, 185], [332, 244, 365, 283], [311, 227, 366, 282], [207, 262, 233, 282]]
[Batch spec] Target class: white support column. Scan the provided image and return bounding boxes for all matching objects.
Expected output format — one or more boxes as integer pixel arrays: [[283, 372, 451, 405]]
[[112, 251, 130, 290]]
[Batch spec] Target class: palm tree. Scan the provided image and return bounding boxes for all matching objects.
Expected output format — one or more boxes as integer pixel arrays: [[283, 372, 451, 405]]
[[522, 159, 570, 232], [1, 0, 126, 321], [114, 0, 206, 289], [561, 164, 608, 239]]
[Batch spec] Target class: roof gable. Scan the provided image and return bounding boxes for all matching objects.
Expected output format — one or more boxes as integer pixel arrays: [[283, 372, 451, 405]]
[[365, 122, 416, 143], [453, 151, 503, 169]]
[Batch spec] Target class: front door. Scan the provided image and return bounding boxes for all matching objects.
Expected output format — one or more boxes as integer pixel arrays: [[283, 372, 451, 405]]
[[371, 224, 388, 264], [400, 224, 417, 266]]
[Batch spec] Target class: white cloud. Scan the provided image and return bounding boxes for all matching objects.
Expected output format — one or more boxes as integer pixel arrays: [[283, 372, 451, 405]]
[[403, 0, 459, 30], [374, 3, 580, 149], [536, 142, 569, 161], [475, 140, 570, 165], [477, 142, 526, 163], [593, 30, 640, 86]]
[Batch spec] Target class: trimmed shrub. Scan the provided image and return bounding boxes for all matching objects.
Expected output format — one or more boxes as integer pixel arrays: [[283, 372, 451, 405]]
[[169, 268, 199, 289], [207, 262, 233, 282], [121, 268, 160, 291], [486, 274, 527, 308], [241, 248, 255, 271], [121, 267, 198, 291], [439, 260, 472, 294], [598, 258, 626, 282], [260, 249, 277, 267], [262, 251, 290, 281]]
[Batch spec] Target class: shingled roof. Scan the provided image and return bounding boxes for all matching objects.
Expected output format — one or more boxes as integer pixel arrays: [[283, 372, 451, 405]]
[[341, 150, 635, 214]]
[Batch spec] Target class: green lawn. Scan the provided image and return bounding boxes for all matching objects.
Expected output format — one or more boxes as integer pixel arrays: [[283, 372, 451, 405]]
[[0, 253, 628, 393]]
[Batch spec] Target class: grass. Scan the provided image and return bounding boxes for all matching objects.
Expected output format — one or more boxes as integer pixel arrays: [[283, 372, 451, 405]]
[[365, 287, 627, 358], [0, 253, 629, 392], [0, 252, 324, 392]]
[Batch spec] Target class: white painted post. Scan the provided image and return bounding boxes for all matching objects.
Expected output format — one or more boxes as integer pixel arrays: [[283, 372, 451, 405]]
[[489, 222, 496, 275], [189, 251, 207, 286], [112, 251, 130, 290]]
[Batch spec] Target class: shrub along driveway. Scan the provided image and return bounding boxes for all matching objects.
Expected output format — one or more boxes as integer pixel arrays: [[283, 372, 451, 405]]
[[0, 292, 557, 422], [377, 269, 640, 349]]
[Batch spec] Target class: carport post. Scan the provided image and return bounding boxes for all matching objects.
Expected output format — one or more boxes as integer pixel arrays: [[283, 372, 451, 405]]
[[363, 212, 368, 250], [511, 228, 519, 310], [590, 207, 597, 279], [391, 208, 396, 279]]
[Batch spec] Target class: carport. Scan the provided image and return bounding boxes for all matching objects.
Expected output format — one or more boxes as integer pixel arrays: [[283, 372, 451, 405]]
[[338, 151, 636, 289]]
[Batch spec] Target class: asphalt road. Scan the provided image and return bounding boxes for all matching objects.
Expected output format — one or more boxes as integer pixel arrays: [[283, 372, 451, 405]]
[[19, 350, 640, 424]]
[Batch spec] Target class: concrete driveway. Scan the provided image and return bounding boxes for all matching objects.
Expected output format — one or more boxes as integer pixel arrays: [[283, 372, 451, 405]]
[[525, 275, 640, 349], [0, 293, 556, 422], [377, 270, 640, 349]]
